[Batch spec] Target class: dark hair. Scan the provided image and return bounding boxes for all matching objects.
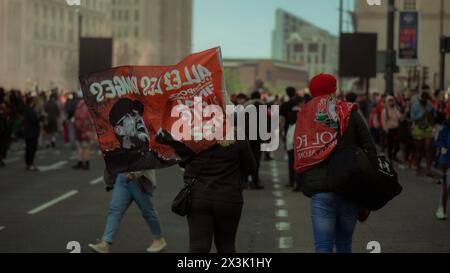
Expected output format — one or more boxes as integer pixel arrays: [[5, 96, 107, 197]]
[[303, 94, 312, 103], [0, 87, 4, 102], [421, 92, 431, 102], [109, 98, 145, 126], [293, 96, 303, 106], [236, 93, 248, 101], [250, 91, 261, 100], [285, 87, 296, 98], [26, 96, 36, 106], [345, 92, 357, 103]]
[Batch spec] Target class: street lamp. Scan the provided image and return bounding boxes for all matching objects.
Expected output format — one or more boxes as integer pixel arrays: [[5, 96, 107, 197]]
[[385, 0, 396, 95]]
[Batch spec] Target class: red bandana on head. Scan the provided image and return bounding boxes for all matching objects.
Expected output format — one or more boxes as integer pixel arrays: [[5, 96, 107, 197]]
[[293, 95, 358, 174]]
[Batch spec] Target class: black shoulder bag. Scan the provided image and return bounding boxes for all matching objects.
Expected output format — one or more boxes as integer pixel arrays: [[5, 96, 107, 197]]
[[171, 149, 214, 216], [171, 177, 197, 217], [327, 122, 402, 211]]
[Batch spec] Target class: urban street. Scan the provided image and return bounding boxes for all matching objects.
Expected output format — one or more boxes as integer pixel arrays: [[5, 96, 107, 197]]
[[0, 143, 449, 253]]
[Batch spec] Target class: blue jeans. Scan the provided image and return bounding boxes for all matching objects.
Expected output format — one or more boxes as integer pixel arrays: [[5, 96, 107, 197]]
[[439, 168, 450, 212], [311, 192, 358, 253], [102, 174, 162, 243]]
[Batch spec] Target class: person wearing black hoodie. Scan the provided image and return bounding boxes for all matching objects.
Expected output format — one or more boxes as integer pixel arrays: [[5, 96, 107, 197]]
[[157, 132, 257, 253], [243, 91, 266, 190], [23, 96, 41, 171]]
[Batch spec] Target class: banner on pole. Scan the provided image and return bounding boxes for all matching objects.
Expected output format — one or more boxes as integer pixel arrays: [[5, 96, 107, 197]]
[[79, 48, 227, 174], [398, 11, 419, 66]]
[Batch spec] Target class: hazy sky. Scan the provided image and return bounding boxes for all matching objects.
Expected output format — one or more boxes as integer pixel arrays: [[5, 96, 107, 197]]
[[193, 0, 355, 58]]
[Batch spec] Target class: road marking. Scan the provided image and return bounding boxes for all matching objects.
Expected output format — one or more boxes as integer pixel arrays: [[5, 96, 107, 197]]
[[13, 150, 25, 156], [275, 199, 286, 206], [27, 190, 79, 215], [36, 150, 47, 155], [0, 226, 4, 231], [278, 237, 293, 249], [273, 177, 280, 183], [273, 191, 283, 197], [38, 161, 68, 172], [275, 209, 288, 217], [273, 184, 281, 189], [89, 177, 103, 185], [4, 157, 19, 164], [276, 222, 291, 231]]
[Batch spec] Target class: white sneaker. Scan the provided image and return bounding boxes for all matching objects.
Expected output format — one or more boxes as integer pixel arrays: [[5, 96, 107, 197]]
[[88, 241, 112, 253], [147, 238, 167, 253], [436, 207, 447, 220]]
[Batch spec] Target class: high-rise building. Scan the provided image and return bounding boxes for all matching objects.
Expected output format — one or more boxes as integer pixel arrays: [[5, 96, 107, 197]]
[[0, 0, 111, 91], [0, 0, 192, 91], [272, 8, 338, 77], [355, 0, 450, 93], [111, 0, 192, 66]]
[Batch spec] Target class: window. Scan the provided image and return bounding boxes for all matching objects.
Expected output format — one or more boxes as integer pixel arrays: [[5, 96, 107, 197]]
[[294, 43, 303, 53], [68, 29, 73, 43], [308, 43, 318, 53], [266, 70, 273, 82], [322, 44, 327, 63], [403, 0, 416, 11], [34, 24, 40, 39]]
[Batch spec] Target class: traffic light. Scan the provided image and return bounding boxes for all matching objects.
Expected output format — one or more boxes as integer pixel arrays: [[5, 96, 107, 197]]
[[441, 36, 450, 53]]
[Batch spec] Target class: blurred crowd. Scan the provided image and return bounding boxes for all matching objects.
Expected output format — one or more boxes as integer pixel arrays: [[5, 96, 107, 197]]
[[0, 87, 95, 171], [229, 84, 450, 191]]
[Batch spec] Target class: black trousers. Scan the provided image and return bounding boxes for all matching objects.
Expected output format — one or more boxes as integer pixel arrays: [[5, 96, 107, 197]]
[[249, 141, 261, 184], [288, 150, 294, 186], [25, 137, 38, 166], [386, 128, 399, 161], [187, 198, 243, 253], [0, 128, 11, 159]]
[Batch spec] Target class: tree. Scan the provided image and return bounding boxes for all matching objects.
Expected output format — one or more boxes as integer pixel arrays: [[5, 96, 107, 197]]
[[223, 68, 250, 94]]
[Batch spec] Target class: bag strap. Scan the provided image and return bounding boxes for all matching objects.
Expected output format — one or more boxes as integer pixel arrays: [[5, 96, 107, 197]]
[[336, 121, 343, 146]]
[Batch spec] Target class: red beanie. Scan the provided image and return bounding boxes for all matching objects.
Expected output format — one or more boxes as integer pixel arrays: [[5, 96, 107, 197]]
[[309, 73, 337, 98]]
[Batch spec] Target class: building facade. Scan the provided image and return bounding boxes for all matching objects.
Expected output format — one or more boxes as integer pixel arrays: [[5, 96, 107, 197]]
[[0, 0, 111, 91], [0, 0, 192, 91], [111, 0, 192, 66], [355, 0, 450, 94], [223, 58, 309, 94], [272, 8, 338, 77]]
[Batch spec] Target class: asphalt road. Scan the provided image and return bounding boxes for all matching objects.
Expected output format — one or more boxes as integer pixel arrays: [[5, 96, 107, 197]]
[[0, 143, 449, 253]]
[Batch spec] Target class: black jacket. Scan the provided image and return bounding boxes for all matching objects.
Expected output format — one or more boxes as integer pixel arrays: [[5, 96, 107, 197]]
[[23, 106, 40, 139], [183, 141, 257, 204], [300, 110, 377, 197]]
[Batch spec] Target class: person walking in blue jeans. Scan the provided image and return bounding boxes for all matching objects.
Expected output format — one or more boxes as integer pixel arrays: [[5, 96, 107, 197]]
[[88, 170, 167, 253], [294, 74, 377, 253], [311, 193, 360, 253]]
